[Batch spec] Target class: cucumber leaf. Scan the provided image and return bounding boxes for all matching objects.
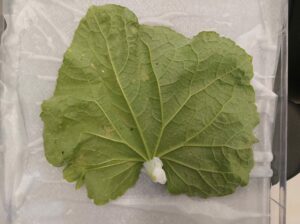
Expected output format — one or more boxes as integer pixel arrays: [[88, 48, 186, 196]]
[[41, 4, 259, 205]]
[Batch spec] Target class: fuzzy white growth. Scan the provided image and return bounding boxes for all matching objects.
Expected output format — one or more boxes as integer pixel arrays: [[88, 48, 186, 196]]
[[143, 157, 167, 184]]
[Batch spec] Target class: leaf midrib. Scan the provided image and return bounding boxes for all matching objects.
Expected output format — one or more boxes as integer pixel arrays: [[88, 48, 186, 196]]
[[158, 90, 235, 157], [140, 39, 164, 158], [165, 160, 209, 196], [92, 11, 151, 160], [164, 158, 228, 194], [155, 58, 249, 157], [83, 97, 147, 161]]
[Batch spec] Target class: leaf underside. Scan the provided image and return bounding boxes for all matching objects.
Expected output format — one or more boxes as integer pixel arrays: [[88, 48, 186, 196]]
[[41, 4, 259, 205]]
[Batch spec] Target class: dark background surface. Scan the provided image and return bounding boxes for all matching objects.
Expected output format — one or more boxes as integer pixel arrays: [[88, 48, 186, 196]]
[[272, 0, 300, 184], [283, 0, 300, 181], [289, 0, 300, 104]]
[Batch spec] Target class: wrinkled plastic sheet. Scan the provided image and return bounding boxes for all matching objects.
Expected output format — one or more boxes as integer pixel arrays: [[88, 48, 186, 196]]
[[0, 0, 283, 223]]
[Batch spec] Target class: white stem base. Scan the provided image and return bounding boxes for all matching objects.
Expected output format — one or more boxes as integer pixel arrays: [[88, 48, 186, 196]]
[[143, 157, 167, 184]]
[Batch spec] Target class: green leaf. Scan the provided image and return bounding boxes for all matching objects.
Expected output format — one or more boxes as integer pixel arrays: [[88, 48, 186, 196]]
[[41, 4, 259, 205]]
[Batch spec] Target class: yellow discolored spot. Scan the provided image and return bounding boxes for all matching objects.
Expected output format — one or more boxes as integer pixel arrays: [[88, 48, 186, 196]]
[[103, 126, 114, 136], [90, 63, 96, 69], [141, 73, 149, 81]]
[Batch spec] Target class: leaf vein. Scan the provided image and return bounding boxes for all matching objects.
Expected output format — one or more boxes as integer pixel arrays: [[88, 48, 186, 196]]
[[92, 11, 151, 159]]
